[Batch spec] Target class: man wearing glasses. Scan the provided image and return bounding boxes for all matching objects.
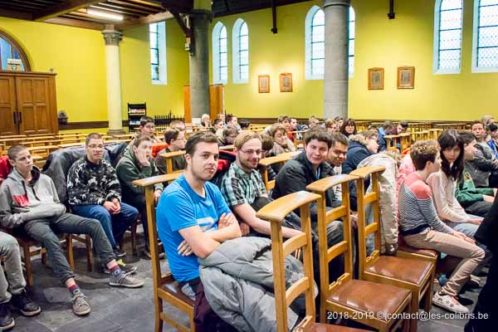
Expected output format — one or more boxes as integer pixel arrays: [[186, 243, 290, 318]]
[[220, 131, 302, 238], [68, 133, 139, 260]]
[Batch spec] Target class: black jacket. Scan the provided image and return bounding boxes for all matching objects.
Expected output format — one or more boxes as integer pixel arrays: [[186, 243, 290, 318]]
[[272, 152, 339, 216], [475, 194, 498, 255], [342, 136, 372, 210]]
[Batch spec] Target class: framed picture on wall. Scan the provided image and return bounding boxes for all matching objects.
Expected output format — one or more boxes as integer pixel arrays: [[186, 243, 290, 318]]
[[368, 67, 384, 90], [279, 73, 293, 92], [258, 75, 270, 93], [397, 66, 415, 89]]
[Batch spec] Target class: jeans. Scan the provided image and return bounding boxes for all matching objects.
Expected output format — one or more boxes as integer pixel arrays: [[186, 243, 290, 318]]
[[123, 194, 148, 250], [465, 201, 493, 218], [71, 203, 138, 249], [22, 213, 116, 284], [446, 221, 480, 238], [0, 232, 25, 303]]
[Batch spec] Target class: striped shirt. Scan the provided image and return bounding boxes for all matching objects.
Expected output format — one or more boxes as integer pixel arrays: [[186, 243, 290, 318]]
[[220, 162, 267, 207], [398, 172, 453, 235]]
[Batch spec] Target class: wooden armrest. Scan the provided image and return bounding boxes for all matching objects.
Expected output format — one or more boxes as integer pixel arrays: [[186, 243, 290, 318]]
[[256, 191, 320, 223], [383, 134, 399, 140], [159, 150, 186, 158], [350, 166, 385, 179], [259, 151, 298, 167], [133, 173, 181, 187], [306, 174, 358, 193]]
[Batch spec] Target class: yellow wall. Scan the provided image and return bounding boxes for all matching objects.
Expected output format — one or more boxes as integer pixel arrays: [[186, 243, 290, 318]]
[[120, 20, 189, 119], [211, 1, 323, 119], [0, 17, 107, 122], [349, 0, 498, 121], [211, 0, 498, 121]]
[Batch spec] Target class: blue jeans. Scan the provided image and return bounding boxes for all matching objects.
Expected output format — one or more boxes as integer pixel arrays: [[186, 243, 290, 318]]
[[71, 203, 138, 249], [446, 221, 479, 238]]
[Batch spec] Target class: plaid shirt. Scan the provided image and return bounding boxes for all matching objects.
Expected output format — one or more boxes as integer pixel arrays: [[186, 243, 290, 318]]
[[220, 162, 267, 207]]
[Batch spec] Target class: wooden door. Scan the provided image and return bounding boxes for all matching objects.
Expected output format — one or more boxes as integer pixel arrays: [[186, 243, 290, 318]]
[[0, 76, 18, 135], [209, 84, 224, 121], [16, 75, 55, 135]]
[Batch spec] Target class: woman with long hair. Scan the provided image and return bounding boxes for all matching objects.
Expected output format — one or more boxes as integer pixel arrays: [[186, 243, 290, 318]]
[[340, 118, 357, 137], [427, 129, 483, 238]]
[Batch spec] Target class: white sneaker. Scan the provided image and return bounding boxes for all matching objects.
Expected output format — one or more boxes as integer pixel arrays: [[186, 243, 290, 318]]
[[432, 292, 469, 314]]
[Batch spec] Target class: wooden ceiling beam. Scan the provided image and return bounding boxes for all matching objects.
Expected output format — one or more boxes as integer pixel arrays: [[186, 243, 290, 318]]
[[33, 0, 103, 21], [44, 16, 105, 30], [0, 8, 33, 20], [117, 10, 172, 30]]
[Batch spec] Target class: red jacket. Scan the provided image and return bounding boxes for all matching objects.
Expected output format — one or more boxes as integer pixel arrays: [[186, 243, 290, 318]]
[[0, 156, 12, 185]]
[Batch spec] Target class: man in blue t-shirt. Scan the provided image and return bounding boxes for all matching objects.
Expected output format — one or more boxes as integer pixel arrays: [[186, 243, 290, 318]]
[[156, 132, 241, 331]]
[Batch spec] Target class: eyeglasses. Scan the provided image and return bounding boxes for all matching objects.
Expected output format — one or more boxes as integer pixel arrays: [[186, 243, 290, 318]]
[[240, 149, 262, 155]]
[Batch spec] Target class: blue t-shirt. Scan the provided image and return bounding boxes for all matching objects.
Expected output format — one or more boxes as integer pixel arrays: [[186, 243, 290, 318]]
[[156, 174, 231, 282]]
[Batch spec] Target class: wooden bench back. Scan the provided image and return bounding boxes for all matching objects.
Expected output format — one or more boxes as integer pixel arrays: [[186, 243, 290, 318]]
[[258, 151, 299, 191], [306, 174, 358, 321], [350, 166, 385, 279], [257, 191, 320, 332]]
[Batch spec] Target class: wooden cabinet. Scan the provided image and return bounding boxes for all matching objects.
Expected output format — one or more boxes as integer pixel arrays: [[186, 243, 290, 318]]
[[0, 72, 58, 136], [183, 84, 224, 123]]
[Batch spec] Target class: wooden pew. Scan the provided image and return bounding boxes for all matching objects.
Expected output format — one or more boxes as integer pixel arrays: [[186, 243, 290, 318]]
[[133, 173, 193, 332], [351, 166, 434, 331], [307, 175, 412, 331], [159, 150, 186, 175]]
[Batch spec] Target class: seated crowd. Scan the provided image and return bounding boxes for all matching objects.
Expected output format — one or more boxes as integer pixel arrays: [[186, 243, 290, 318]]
[[1, 114, 498, 331]]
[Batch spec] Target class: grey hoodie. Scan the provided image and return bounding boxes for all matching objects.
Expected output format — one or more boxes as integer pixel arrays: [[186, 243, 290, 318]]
[[0, 167, 66, 228]]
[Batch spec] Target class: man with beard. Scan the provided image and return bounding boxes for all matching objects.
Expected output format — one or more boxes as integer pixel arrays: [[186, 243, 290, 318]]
[[156, 132, 241, 331], [220, 131, 302, 238]]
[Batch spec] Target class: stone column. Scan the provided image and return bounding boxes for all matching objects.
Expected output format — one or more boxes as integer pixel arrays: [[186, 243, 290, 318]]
[[102, 26, 124, 134], [323, 0, 350, 119], [189, 10, 211, 119]]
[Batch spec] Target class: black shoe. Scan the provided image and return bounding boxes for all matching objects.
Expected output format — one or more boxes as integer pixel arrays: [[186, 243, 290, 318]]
[[0, 303, 15, 331], [11, 290, 41, 317], [113, 247, 126, 258]]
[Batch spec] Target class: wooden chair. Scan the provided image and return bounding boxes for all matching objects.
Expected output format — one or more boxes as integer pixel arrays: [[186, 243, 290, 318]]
[[307, 175, 412, 331], [351, 166, 434, 332], [133, 173, 193, 332], [2, 229, 91, 288], [257, 191, 364, 332], [259, 151, 299, 191], [428, 128, 443, 140], [159, 150, 186, 174]]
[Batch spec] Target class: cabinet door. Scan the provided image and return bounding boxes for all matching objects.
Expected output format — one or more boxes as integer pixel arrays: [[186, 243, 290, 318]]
[[16, 76, 54, 135], [0, 76, 18, 135]]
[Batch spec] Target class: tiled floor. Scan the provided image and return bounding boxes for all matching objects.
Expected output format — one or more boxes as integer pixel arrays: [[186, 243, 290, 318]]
[[9, 238, 484, 331]]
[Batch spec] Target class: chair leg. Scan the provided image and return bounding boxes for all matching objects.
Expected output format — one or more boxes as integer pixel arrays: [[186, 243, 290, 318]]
[[22, 243, 33, 288], [409, 293, 419, 332], [66, 235, 75, 270], [131, 222, 138, 256], [154, 297, 163, 332], [85, 235, 93, 272]]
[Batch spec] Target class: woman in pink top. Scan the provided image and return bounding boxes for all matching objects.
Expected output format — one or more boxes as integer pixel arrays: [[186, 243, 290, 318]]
[[427, 130, 483, 238]]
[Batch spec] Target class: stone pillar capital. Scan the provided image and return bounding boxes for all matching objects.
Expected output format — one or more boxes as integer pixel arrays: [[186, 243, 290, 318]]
[[323, 0, 351, 9], [102, 29, 123, 46]]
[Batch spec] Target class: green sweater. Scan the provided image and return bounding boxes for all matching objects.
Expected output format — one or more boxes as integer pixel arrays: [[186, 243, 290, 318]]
[[116, 149, 163, 201], [456, 169, 494, 207]]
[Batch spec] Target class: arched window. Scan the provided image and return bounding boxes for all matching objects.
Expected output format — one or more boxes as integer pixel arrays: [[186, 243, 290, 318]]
[[149, 21, 167, 84], [212, 22, 228, 84], [305, 6, 324, 80], [305, 6, 355, 79], [348, 6, 356, 77], [232, 19, 249, 84], [473, 0, 498, 72], [434, 0, 463, 74], [0, 30, 30, 71]]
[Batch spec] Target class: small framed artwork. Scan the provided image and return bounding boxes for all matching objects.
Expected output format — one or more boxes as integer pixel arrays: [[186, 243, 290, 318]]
[[397, 66, 415, 89], [258, 75, 270, 93], [368, 68, 384, 90], [279, 73, 293, 92]]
